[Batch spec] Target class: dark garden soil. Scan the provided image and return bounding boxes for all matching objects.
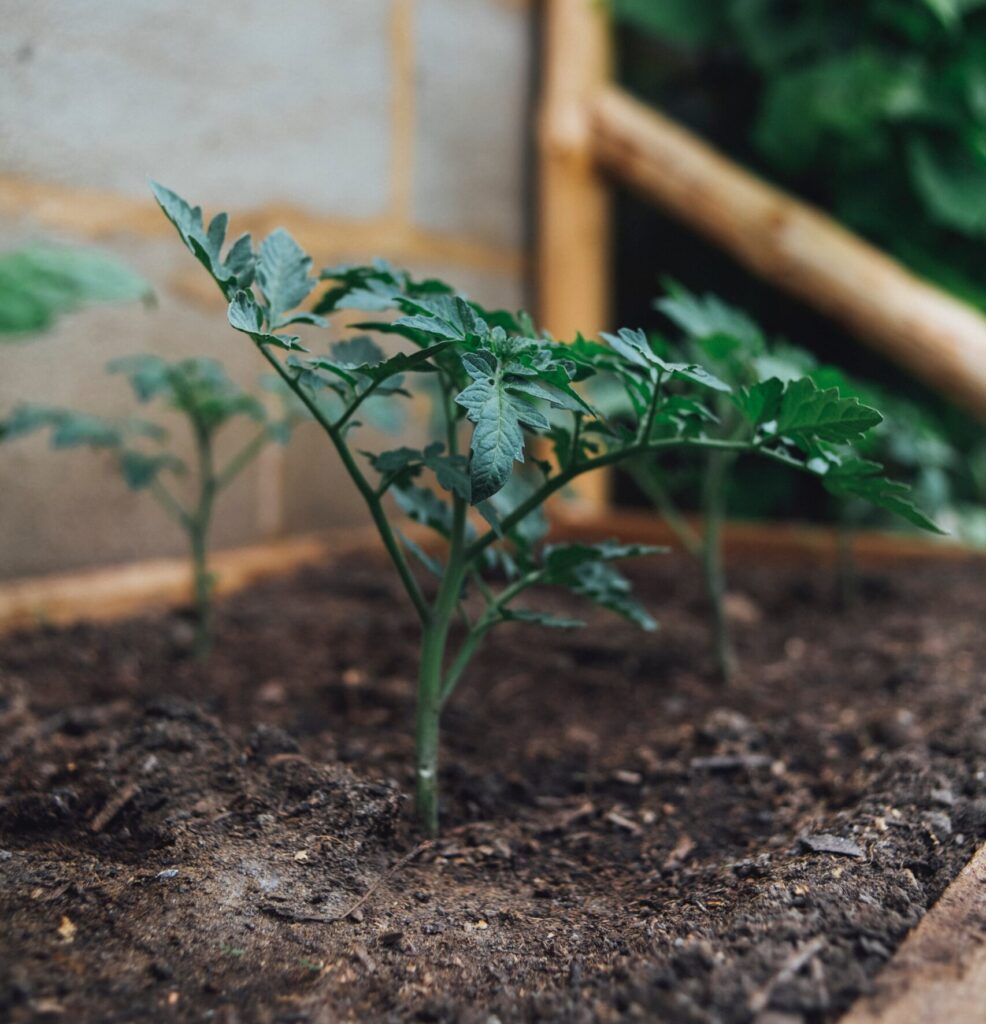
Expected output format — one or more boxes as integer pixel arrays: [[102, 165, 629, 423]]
[[1, 550, 985, 1023]]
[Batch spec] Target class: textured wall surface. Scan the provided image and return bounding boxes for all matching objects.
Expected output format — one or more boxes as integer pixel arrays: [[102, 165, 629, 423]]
[[0, 0, 532, 579]]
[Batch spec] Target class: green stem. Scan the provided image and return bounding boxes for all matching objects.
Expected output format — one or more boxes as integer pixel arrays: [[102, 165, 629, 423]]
[[414, 493, 468, 835], [256, 345, 429, 625], [189, 428, 218, 658], [332, 377, 385, 433], [439, 628, 487, 707], [627, 462, 702, 558], [215, 426, 271, 490], [190, 519, 212, 657], [836, 503, 857, 609], [637, 370, 664, 446], [702, 449, 735, 684], [149, 479, 190, 529], [465, 436, 755, 565]]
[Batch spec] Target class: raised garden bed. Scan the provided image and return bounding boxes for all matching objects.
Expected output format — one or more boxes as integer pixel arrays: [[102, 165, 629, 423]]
[[1, 519, 983, 1022]]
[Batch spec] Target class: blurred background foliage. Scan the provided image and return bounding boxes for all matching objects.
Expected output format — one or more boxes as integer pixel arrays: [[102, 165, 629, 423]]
[[608, 0, 986, 538], [0, 244, 151, 338]]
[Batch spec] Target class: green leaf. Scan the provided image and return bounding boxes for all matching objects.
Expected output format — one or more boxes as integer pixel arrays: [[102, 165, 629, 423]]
[[151, 182, 255, 296], [656, 283, 765, 351], [483, 472, 550, 550], [257, 229, 316, 327], [392, 294, 485, 342], [397, 528, 443, 577], [2, 405, 165, 450], [538, 541, 665, 630], [455, 339, 560, 503], [0, 244, 151, 337], [601, 327, 731, 392], [820, 460, 945, 533], [392, 484, 453, 538], [908, 137, 986, 236], [368, 442, 471, 502], [314, 261, 453, 315], [542, 541, 667, 578], [119, 450, 184, 490], [330, 335, 387, 368], [500, 608, 584, 629], [772, 378, 882, 445], [228, 291, 305, 351], [560, 559, 657, 631], [733, 377, 784, 425], [107, 356, 266, 435], [423, 443, 471, 502], [754, 51, 925, 172], [920, 0, 986, 28]]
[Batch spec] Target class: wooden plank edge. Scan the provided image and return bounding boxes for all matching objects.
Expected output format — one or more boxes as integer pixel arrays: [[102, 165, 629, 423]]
[[839, 842, 986, 1024], [552, 508, 986, 567], [0, 513, 980, 637]]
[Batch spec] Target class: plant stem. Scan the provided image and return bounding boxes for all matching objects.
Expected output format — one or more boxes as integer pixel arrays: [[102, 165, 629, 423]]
[[465, 436, 755, 565], [149, 479, 190, 529], [440, 627, 487, 707], [189, 519, 212, 656], [627, 461, 703, 558], [189, 428, 218, 658], [215, 426, 271, 489], [702, 449, 735, 684], [835, 503, 857, 609], [255, 344, 429, 625], [415, 492, 468, 834]]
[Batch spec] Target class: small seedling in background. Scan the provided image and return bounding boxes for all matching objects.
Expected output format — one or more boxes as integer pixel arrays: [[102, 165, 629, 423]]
[[4, 356, 303, 655], [621, 283, 943, 681], [154, 183, 937, 834], [799, 372, 962, 606]]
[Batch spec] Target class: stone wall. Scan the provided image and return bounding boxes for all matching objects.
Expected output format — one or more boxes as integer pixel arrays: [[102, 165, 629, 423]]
[[0, 0, 533, 579]]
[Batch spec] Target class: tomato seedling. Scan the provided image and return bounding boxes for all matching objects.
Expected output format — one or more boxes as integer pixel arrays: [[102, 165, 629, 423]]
[[154, 184, 937, 833], [623, 282, 942, 680], [5, 355, 302, 654]]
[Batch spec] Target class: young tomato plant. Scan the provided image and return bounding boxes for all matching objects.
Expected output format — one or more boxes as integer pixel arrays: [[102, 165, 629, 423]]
[[5, 356, 301, 654], [153, 183, 937, 834], [622, 282, 942, 680]]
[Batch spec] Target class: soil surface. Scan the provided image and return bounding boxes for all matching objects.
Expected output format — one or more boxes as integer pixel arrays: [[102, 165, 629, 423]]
[[1, 551, 984, 1023]]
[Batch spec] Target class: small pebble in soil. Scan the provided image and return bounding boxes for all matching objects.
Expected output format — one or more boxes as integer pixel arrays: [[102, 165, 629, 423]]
[[800, 834, 865, 858], [155, 869, 179, 880]]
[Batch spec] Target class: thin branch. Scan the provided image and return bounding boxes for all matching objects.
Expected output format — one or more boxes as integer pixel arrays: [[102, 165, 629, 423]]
[[332, 377, 386, 433], [149, 479, 190, 528], [464, 436, 759, 565], [628, 462, 702, 558], [567, 412, 582, 472], [215, 426, 271, 490], [256, 344, 430, 625]]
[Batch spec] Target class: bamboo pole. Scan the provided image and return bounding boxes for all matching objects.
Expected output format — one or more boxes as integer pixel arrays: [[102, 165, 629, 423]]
[[537, 0, 613, 509], [591, 85, 986, 419]]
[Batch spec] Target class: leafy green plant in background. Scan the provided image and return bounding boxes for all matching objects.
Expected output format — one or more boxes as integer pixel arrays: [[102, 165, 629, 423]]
[[4, 357, 302, 655], [154, 183, 938, 834], [609, 0, 986, 308], [1, 241, 152, 447], [621, 283, 946, 680], [0, 242, 151, 337]]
